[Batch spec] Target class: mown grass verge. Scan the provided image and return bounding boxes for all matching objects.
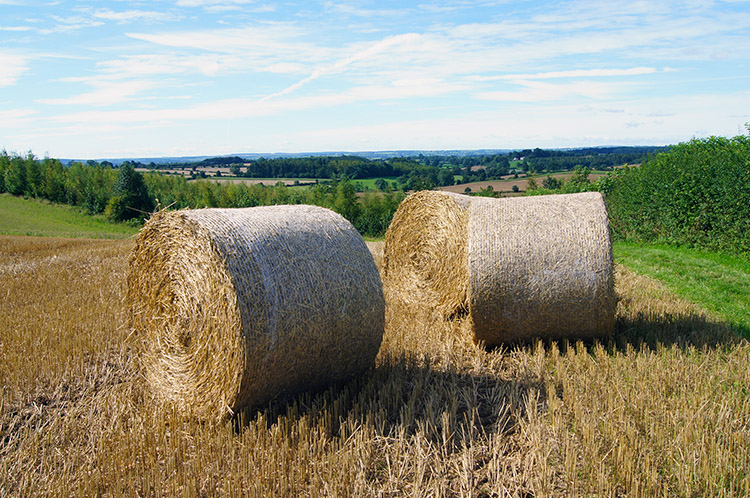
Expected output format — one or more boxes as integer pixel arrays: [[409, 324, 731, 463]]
[[614, 241, 750, 338], [0, 194, 139, 239]]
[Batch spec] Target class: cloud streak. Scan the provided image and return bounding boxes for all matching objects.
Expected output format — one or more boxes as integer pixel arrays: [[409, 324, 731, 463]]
[[260, 33, 421, 101], [476, 80, 629, 102], [90, 9, 182, 23], [37, 80, 158, 106], [472, 67, 660, 81], [0, 52, 28, 87]]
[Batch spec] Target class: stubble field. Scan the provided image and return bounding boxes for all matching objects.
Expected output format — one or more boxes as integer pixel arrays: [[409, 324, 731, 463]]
[[1, 236, 748, 497]]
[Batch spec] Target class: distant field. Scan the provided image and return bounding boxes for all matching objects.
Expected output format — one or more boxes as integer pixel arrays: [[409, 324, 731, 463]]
[[208, 177, 318, 186], [443, 171, 609, 194], [349, 177, 395, 189], [0, 194, 139, 239]]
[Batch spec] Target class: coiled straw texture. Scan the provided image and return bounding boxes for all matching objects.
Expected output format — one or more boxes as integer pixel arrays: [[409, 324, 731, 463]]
[[383, 191, 615, 345], [128, 205, 384, 419]]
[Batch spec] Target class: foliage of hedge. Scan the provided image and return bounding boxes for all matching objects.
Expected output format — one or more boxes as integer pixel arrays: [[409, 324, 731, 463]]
[[602, 135, 750, 256]]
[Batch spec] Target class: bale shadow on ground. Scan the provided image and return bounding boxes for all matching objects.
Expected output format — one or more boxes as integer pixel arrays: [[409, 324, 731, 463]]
[[235, 351, 544, 456]]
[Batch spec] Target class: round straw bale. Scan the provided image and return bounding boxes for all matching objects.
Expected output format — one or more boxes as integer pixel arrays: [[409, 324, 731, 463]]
[[127, 205, 384, 419], [383, 191, 615, 345]]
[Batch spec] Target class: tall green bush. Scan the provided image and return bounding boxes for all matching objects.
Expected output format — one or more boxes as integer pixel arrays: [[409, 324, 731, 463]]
[[605, 135, 750, 255], [105, 165, 154, 221]]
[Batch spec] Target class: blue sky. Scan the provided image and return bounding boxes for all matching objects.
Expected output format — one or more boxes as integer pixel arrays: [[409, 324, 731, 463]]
[[1, 0, 749, 159]]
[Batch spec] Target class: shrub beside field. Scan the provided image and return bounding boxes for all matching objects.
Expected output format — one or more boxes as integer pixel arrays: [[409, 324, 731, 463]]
[[604, 134, 750, 255]]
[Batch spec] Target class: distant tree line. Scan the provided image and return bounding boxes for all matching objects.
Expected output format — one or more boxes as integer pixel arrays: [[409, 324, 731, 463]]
[[135, 146, 662, 189], [519, 146, 666, 172], [0, 151, 403, 237]]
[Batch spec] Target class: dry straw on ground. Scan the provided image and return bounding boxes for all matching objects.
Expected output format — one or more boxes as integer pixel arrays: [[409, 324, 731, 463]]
[[127, 205, 385, 419], [384, 191, 616, 345], [3, 235, 749, 497]]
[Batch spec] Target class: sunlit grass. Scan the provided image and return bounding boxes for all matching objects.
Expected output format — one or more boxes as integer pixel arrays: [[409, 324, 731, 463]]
[[614, 241, 750, 338], [0, 194, 138, 239]]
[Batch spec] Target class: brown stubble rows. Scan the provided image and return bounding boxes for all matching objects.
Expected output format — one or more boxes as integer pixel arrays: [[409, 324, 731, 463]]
[[1, 236, 748, 497]]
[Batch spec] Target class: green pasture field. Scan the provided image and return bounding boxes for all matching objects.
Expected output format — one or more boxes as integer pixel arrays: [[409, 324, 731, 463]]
[[352, 177, 399, 190], [614, 241, 750, 338], [0, 194, 139, 239]]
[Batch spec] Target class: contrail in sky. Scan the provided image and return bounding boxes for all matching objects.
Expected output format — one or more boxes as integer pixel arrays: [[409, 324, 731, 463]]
[[259, 33, 420, 102]]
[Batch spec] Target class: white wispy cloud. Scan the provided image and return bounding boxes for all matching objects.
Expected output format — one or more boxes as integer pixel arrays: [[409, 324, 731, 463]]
[[261, 33, 421, 100], [471, 67, 659, 81], [90, 9, 182, 23], [124, 24, 339, 82], [477, 79, 629, 102], [126, 23, 317, 57], [37, 80, 158, 106], [323, 1, 411, 17], [38, 15, 104, 34], [416, 3, 466, 14], [0, 52, 28, 86], [175, 0, 254, 6], [49, 73, 462, 125], [0, 108, 36, 121], [97, 53, 246, 77], [174, 0, 266, 11]]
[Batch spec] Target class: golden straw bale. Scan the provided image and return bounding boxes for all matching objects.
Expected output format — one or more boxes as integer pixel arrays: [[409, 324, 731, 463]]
[[127, 205, 384, 419], [383, 191, 615, 345]]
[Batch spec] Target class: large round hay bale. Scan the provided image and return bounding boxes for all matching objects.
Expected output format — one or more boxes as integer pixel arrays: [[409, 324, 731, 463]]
[[127, 205, 384, 419], [383, 191, 615, 345]]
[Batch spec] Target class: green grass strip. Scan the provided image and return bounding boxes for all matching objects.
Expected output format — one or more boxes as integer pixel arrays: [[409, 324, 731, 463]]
[[0, 194, 139, 239], [614, 241, 750, 338]]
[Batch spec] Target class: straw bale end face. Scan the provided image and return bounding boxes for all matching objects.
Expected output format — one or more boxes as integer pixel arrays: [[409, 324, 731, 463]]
[[383, 191, 470, 319], [127, 205, 384, 419]]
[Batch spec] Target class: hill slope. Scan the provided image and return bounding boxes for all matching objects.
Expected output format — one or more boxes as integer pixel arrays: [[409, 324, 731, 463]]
[[0, 194, 138, 239]]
